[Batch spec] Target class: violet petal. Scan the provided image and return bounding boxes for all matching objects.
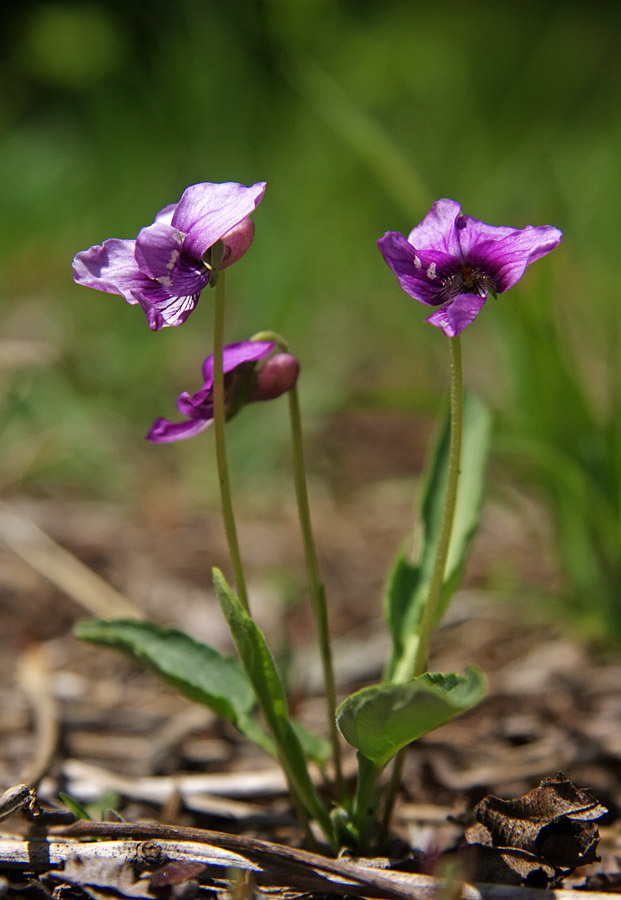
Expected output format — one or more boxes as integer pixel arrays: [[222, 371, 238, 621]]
[[154, 203, 177, 225], [135, 220, 209, 295], [455, 215, 518, 258], [201, 340, 275, 384], [146, 416, 212, 443], [176, 390, 214, 418], [406, 199, 464, 257], [134, 221, 186, 280], [173, 181, 266, 260], [135, 291, 202, 331], [72, 238, 148, 302], [377, 232, 452, 306], [426, 294, 487, 337], [469, 225, 563, 293]]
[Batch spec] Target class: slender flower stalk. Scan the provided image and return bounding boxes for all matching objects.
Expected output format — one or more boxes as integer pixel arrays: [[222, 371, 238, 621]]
[[288, 380, 344, 795], [413, 334, 463, 675], [380, 334, 464, 841], [387, 335, 464, 684], [253, 330, 343, 795], [212, 265, 249, 611]]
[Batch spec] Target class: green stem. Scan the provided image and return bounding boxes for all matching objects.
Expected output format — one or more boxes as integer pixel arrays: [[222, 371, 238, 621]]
[[212, 271, 249, 611], [352, 752, 383, 855], [413, 333, 463, 675], [288, 383, 343, 796], [252, 330, 343, 797], [283, 771, 320, 852], [381, 334, 464, 844]]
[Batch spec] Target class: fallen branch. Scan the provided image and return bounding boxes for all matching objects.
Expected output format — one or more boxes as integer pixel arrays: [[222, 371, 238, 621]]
[[0, 822, 616, 900]]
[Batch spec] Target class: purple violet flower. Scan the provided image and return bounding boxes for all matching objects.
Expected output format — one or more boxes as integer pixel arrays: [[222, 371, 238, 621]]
[[378, 199, 562, 337], [146, 341, 300, 443], [72, 181, 266, 330]]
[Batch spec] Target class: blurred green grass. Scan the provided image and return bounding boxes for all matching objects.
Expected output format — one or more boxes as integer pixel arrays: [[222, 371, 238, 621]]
[[1, 0, 619, 634]]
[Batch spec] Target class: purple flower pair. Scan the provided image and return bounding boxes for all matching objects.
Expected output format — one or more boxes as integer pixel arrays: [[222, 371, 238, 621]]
[[378, 199, 562, 337], [73, 180, 299, 441], [73, 181, 265, 330]]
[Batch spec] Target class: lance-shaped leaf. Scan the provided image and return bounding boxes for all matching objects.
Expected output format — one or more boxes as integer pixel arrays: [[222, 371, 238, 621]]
[[336, 666, 486, 768], [385, 392, 492, 682], [73, 619, 274, 753], [212, 568, 335, 845]]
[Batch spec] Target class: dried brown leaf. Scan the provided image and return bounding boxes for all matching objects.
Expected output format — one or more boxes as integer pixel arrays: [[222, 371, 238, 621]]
[[463, 773, 608, 884]]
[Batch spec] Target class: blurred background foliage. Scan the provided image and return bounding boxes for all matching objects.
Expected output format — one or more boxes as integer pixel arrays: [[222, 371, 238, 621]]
[[0, 0, 619, 638]]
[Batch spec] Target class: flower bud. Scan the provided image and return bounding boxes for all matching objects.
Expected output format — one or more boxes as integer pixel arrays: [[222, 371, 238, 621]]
[[220, 216, 256, 269], [251, 353, 300, 402]]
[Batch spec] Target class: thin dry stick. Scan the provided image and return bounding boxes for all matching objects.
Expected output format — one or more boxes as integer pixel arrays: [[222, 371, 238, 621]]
[[25, 822, 614, 900], [48, 821, 433, 900], [17, 645, 60, 788], [0, 785, 39, 823], [0, 501, 143, 619]]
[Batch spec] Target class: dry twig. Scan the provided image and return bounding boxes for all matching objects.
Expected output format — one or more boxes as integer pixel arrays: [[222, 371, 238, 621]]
[[0, 501, 143, 619], [17, 644, 60, 787], [0, 820, 617, 900]]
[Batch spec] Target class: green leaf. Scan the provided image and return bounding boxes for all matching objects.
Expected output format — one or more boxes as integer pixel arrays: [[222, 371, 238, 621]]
[[212, 568, 334, 843], [385, 392, 492, 680], [383, 552, 423, 678], [59, 792, 92, 821], [336, 666, 487, 768], [60, 790, 122, 823], [441, 393, 492, 612], [73, 619, 274, 754]]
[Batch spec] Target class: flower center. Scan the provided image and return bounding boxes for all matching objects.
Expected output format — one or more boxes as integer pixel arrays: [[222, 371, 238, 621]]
[[439, 263, 496, 301]]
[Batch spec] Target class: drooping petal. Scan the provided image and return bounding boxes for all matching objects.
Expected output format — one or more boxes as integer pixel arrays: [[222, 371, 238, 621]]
[[135, 220, 209, 295], [178, 341, 275, 414], [173, 181, 266, 260], [176, 390, 214, 419], [201, 340, 275, 384], [425, 293, 487, 337], [146, 415, 213, 443], [72, 238, 148, 303], [407, 199, 464, 258], [147, 340, 277, 442], [469, 225, 563, 293], [134, 221, 185, 280], [134, 290, 202, 331], [377, 232, 453, 306]]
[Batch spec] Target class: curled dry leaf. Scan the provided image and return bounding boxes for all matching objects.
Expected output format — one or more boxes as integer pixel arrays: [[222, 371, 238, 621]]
[[461, 772, 608, 886]]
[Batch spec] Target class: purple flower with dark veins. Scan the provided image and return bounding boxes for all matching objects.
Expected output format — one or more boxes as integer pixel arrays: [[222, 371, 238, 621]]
[[147, 341, 300, 443], [73, 181, 266, 330], [378, 199, 562, 337]]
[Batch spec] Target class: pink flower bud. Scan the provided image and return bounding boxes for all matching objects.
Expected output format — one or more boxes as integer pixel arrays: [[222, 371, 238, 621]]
[[252, 353, 300, 402], [220, 216, 256, 269]]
